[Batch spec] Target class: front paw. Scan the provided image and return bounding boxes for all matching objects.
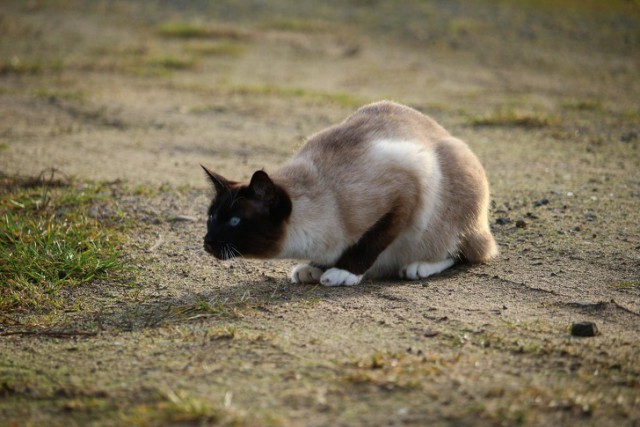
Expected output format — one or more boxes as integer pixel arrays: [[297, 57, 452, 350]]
[[400, 259, 455, 280], [290, 263, 324, 284], [320, 268, 362, 287]]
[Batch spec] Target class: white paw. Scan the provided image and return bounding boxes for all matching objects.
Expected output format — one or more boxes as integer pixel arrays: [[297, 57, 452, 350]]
[[319, 268, 363, 287], [290, 264, 324, 284], [400, 259, 455, 280]]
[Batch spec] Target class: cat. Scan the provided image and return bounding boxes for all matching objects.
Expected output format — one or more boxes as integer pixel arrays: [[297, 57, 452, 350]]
[[202, 100, 498, 286]]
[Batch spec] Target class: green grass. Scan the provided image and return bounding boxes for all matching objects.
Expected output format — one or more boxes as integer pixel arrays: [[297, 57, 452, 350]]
[[0, 172, 130, 316], [0, 57, 64, 75], [123, 387, 275, 427], [469, 108, 555, 128], [128, 389, 227, 425], [609, 281, 640, 289], [170, 295, 246, 322], [157, 22, 249, 40], [34, 89, 86, 101], [341, 350, 459, 391], [226, 84, 366, 108], [185, 41, 247, 57], [561, 98, 606, 112], [147, 55, 197, 71], [260, 18, 330, 33], [125, 55, 199, 77]]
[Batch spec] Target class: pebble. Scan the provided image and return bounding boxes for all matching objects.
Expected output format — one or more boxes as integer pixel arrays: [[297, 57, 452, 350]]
[[496, 217, 511, 225], [571, 321, 599, 337], [515, 219, 527, 228], [533, 198, 549, 207], [620, 131, 638, 143]]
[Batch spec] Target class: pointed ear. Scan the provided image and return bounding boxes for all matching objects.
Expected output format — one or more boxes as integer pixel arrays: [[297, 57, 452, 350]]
[[201, 165, 234, 195], [249, 170, 276, 203]]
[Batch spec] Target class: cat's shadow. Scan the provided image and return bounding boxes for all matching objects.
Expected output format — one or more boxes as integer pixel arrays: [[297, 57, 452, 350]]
[[88, 264, 471, 332]]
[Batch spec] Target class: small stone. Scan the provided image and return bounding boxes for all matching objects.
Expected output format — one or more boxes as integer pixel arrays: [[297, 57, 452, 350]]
[[496, 217, 511, 225], [533, 198, 549, 207], [515, 219, 527, 228], [585, 213, 597, 222], [620, 131, 637, 143], [571, 321, 599, 337]]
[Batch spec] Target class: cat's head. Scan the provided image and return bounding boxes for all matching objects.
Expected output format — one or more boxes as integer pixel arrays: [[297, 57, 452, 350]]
[[202, 166, 292, 260]]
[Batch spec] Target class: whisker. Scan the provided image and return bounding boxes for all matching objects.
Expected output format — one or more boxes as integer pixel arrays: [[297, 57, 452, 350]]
[[230, 245, 244, 260]]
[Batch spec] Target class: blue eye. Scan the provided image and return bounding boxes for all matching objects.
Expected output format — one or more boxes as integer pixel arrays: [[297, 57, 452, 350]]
[[229, 216, 241, 227]]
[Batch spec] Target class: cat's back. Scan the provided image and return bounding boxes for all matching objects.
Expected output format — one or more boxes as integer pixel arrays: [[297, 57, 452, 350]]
[[297, 101, 450, 161]]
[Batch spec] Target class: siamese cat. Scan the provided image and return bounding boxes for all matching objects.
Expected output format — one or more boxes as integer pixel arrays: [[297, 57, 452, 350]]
[[202, 101, 498, 286]]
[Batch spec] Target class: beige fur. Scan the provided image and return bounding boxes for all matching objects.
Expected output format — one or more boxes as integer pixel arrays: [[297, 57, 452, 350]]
[[270, 100, 498, 283]]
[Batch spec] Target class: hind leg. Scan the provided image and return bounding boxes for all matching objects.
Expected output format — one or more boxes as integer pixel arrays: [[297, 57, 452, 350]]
[[461, 229, 498, 263], [400, 258, 455, 280]]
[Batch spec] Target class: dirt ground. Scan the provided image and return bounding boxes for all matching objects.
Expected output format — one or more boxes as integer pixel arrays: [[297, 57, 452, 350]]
[[1, 1, 639, 426]]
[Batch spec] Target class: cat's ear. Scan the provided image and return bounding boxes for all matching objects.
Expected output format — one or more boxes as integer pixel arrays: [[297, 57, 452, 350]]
[[249, 170, 276, 203], [201, 165, 234, 195]]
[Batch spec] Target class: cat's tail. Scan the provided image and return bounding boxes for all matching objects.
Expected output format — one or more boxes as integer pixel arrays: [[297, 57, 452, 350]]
[[460, 228, 499, 263]]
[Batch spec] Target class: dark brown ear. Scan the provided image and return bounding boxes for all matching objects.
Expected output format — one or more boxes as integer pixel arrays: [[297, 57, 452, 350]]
[[249, 170, 276, 203], [201, 165, 234, 195]]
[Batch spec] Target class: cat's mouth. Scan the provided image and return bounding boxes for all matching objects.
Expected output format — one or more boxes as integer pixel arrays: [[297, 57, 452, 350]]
[[203, 240, 239, 260]]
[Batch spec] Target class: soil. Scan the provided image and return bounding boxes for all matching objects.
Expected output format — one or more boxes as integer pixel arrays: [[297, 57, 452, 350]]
[[1, 1, 639, 426]]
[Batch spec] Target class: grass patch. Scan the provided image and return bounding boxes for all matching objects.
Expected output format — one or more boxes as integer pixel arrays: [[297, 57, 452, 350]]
[[157, 22, 211, 38], [185, 40, 247, 57], [470, 108, 555, 128], [146, 55, 197, 71], [342, 350, 460, 391], [224, 84, 366, 108], [170, 295, 245, 321], [157, 22, 250, 40], [123, 388, 274, 427], [609, 281, 640, 289], [0, 56, 64, 75], [561, 98, 606, 112], [187, 84, 365, 109], [0, 170, 130, 316], [127, 55, 199, 77], [260, 18, 330, 33], [446, 17, 486, 37], [34, 89, 86, 102]]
